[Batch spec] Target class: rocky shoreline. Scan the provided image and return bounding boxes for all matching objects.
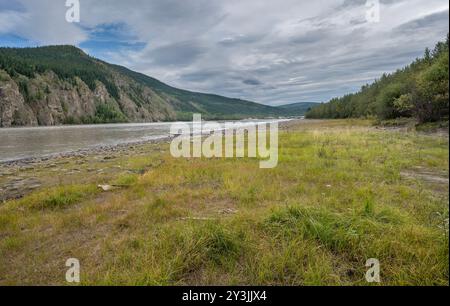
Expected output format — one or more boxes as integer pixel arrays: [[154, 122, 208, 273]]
[[0, 120, 298, 202], [0, 135, 175, 168], [0, 135, 176, 202], [1, 119, 297, 168]]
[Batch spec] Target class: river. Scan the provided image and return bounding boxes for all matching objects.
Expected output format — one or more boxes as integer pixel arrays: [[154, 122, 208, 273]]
[[0, 119, 286, 162]]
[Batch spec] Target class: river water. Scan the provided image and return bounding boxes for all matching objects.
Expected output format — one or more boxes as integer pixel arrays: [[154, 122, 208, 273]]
[[0, 120, 285, 162]]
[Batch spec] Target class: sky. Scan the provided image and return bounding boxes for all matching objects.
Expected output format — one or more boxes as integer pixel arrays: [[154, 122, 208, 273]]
[[0, 0, 448, 106]]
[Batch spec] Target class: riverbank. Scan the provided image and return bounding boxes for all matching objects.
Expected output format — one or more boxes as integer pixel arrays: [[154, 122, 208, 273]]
[[0, 119, 290, 164], [0, 119, 448, 285], [0, 137, 180, 202], [0, 119, 293, 201]]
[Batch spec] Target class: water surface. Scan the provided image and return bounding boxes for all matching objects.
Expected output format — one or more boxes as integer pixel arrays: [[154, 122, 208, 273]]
[[0, 120, 285, 162]]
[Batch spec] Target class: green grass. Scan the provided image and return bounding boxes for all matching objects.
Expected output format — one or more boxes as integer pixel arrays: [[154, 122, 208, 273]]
[[416, 120, 449, 133], [0, 119, 448, 285], [14, 184, 99, 210]]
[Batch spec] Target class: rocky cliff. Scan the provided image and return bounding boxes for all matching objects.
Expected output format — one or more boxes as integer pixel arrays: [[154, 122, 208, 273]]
[[0, 46, 282, 127]]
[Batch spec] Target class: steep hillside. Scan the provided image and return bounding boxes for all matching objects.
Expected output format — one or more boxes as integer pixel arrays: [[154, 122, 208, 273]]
[[278, 102, 319, 116], [0, 45, 283, 127]]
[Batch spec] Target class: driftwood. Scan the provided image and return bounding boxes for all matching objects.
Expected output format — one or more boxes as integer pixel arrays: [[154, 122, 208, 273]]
[[179, 217, 217, 221]]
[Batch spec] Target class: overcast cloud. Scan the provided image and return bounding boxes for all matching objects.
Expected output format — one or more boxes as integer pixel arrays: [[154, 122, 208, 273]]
[[0, 0, 448, 105]]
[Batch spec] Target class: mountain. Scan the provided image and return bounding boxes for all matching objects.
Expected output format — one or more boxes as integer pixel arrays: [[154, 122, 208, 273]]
[[277, 102, 319, 116], [0, 45, 283, 127]]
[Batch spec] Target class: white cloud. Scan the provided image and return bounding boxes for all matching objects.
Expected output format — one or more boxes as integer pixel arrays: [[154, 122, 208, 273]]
[[0, 10, 27, 34], [5, 0, 87, 45]]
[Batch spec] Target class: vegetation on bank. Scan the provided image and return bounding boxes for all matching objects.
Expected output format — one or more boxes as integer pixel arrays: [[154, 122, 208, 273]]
[[0, 120, 448, 285], [306, 36, 449, 123]]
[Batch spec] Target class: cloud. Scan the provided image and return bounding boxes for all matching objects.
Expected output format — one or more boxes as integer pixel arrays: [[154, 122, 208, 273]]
[[0, 0, 448, 105], [242, 79, 262, 86], [394, 10, 449, 34], [0, 0, 87, 45], [145, 41, 206, 67]]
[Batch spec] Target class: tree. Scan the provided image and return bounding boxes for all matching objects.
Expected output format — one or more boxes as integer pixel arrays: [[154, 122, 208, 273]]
[[306, 35, 449, 123], [414, 51, 449, 122], [376, 83, 404, 119], [393, 94, 414, 117]]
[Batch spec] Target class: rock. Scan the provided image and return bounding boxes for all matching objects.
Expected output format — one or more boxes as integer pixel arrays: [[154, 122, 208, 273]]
[[0, 177, 41, 201]]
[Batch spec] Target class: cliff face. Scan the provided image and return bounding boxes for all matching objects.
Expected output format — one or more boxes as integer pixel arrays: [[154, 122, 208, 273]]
[[0, 46, 283, 127], [0, 67, 176, 127], [0, 70, 37, 126]]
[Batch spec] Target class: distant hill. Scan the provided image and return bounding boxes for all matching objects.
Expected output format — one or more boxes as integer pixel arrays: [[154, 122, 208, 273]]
[[0, 45, 283, 127], [277, 102, 320, 116]]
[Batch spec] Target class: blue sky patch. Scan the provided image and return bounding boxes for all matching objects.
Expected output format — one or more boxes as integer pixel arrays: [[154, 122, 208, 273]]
[[79, 23, 145, 59]]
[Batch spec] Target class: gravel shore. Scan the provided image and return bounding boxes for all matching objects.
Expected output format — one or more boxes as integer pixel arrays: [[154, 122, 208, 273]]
[[0, 135, 175, 202], [0, 120, 299, 202]]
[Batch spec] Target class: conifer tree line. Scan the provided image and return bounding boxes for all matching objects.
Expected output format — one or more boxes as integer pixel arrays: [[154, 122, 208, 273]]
[[0, 45, 120, 100], [306, 35, 449, 123]]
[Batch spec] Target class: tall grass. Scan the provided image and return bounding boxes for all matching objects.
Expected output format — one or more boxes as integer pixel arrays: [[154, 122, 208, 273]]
[[0, 120, 448, 285]]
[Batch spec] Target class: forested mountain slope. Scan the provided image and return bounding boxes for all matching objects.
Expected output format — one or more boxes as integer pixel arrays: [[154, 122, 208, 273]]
[[0, 45, 283, 127], [278, 102, 319, 116]]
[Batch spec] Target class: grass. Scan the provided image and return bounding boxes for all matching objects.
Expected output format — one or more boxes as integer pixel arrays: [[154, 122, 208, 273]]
[[0, 119, 448, 285], [17, 184, 99, 210], [375, 117, 450, 134], [416, 120, 449, 133]]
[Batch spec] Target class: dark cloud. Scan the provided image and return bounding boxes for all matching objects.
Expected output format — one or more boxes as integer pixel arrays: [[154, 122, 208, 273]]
[[218, 34, 263, 46], [180, 71, 220, 82], [1, 0, 448, 105], [290, 30, 329, 44], [147, 41, 206, 67], [394, 10, 449, 34], [242, 78, 262, 86]]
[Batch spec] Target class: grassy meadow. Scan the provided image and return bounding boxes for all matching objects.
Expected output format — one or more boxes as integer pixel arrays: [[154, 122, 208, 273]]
[[0, 119, 448, 285]]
